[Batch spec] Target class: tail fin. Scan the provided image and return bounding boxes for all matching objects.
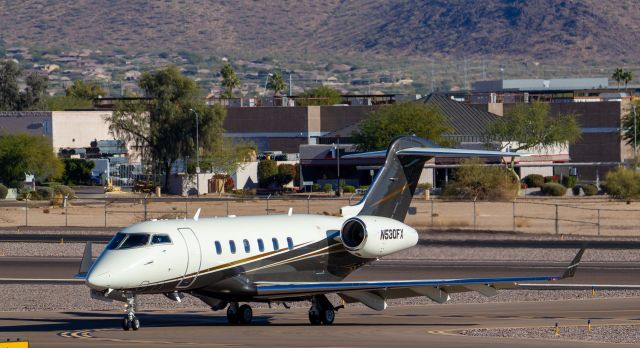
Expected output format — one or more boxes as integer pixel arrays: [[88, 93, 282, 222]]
[[342, 136, 524, 222]]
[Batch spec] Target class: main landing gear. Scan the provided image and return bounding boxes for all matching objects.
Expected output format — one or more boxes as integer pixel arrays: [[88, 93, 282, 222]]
[[226, 302, 253, 324], [122, 294, 140, 331], [308, 295, 338, 325]]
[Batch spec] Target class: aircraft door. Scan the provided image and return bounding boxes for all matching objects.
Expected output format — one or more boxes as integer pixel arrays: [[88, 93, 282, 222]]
[[177, 228, 202, 288]]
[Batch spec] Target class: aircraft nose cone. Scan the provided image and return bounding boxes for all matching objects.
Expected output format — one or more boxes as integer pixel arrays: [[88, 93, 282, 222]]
[[86, 271, 110, 290]]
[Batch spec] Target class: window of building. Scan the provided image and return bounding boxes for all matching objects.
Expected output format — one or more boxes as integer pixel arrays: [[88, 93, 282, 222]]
[[229, 240, 236, 254], [243, 239, 250, 253], [272, 238, 279, 251], [257, 238, 264, 252], [287, 237, 294, 250], [215, 241, 222, 255]]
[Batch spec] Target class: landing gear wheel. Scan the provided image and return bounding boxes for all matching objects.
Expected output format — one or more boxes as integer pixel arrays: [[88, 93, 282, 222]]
[[122, 317, 131, 331], [308, 310, 321, 325], [238, 304, 253, 324], [131, 317, 141, 331], [226, 303, 239, 324], [321, 308, 335, 325]]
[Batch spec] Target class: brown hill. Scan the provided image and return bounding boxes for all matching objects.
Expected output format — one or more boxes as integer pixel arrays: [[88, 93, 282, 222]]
[[1, 0, 639, 63]]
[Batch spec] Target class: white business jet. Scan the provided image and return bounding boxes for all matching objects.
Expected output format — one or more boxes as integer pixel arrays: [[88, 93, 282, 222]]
[[78, 135, 584, 331]]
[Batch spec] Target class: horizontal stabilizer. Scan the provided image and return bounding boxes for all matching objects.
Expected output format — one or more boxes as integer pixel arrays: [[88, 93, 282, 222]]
[[343, 147, 527, 159]]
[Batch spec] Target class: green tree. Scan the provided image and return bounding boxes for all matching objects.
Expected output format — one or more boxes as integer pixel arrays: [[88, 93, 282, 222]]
[[45, 95, 94, 110], [19, 72, 48, 110], [66, 80, 106, 100], [612, 68, 624, 89], [266, 72, 286, 96], [443, 158, 519, 201], [0, 134, 63, 187], [61, 158, 95, 185], [298, 85, 341, 106], [0, 60, 20, 111], [605, 167, 640, 202], [485, 101, 581, 154], [220, 64, 240, 98], [258, 159, 277, 188], [623, 70, 633, 89], [107, 66, 233, 191], [352, 101, 454, 151]]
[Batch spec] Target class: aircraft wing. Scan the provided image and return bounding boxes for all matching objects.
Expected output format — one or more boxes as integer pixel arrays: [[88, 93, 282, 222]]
[[254, 248, 585, 310]]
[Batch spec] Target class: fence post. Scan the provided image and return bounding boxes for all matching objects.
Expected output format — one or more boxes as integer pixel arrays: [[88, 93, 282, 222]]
[[25, 196, 28, 227], [266, 194, 271, 215], [104, 198, 107, 227], [473, 200, 477, 231], [144, 195, 148, 221], [597, 209, 601, 236], [512, 201, 516, 233], [307, 195, 310, 214], [185, 198, 188, 219], [555, 204, 559, 235], [65, 195, 68, 227], [430, 199, 434, 226], [226, 199, 229, 216]]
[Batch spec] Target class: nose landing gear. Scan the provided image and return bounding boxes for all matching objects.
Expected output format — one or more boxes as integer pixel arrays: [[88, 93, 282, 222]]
[[122, 294, 140, 331], [226, 302, 253, 324], [308, 295, 336, 325]]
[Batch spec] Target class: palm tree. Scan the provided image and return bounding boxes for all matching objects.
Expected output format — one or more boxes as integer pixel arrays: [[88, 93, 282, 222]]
[[612, 68, 624, 89], [623, 70, 633, 89], [266, 72, 286, 96], [220, 64, 240, 98]]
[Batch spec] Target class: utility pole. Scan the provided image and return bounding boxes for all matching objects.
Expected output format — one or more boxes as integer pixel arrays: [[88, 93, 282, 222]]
[[190, 109, 200, 197], [633, 103, 638, 166], [430, 60, 435, 93], [289, 73, 292, 97]]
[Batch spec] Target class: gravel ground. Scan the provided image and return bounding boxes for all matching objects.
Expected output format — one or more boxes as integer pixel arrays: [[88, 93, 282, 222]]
[[2, 242, 640, 263], [1, 283, 639, 312], [461, 325, 640, 345]]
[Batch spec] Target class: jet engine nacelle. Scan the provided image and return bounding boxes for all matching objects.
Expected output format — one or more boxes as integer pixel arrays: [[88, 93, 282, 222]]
[[340, 216, 418, 259]]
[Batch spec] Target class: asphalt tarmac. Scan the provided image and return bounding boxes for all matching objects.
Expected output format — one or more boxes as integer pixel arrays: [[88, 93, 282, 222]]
[[1, 298, 639, 347]]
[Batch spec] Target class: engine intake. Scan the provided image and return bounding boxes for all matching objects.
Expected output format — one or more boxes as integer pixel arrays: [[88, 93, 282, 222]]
[[341, 218, 367, 250], [339, 215, 418, 259]]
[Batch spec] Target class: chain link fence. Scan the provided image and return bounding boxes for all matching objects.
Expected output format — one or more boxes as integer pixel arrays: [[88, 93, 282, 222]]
[[2, 196, 640, 237]]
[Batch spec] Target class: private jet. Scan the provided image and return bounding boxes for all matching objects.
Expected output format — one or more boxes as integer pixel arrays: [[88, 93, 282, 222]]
[[78, 135, 585, 330]]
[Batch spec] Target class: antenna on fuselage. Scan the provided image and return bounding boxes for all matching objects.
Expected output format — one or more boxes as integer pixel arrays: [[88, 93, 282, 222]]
[[193, 208, 201, 221]]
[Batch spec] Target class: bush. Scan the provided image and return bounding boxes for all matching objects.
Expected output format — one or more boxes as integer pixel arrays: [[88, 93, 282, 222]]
[[62, 158, 95, 185], [443, 158, 519, 201], [18, 186, 36, 200], [52, 185, 75, 199], [417, 183, 432, 190], [561, 175, 577, 188], [583, 184, 599, 196], [276, 164, 296, 186], [257, 160, 278, 188], [523, 174, 544, 188], [544, 175, 560, 183], [541, 183, 567, 196], [604, 167, 640, 201], [0, 183, 7, 199], [322, 184, 333, 193], [311, 184, 321, 192], [36, 187, 54, 200], [342, 185, 356, 193]]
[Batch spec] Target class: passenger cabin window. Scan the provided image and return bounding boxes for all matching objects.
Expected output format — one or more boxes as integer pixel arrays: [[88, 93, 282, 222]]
[[272, 238, 279, 251], [215, 241, 222, 255], [229, 240, 236, 254], [257, 238, 264, 252], [151, 234, 171, 245], [243, 239, 250, 253], [107, 233, 150, 250], [287, 237, 294, 250]]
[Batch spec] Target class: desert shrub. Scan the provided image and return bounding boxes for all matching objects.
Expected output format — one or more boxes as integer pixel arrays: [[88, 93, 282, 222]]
[[311, 183, 321, 191], [36, 187, 54, 200], [276, 164, 296, 186], [342, 185, 355, 193], [541, 183, 567, 196], [358, 185, 370, 190], [443, 158, 519, 201], [417, 183, 432, 190], [523, 174, 544, 188], [18, 187, 36, 200], [543, 175, 560, 183], [322, 184, 333, 193], [0, 183, 7, 199], [561, 175, 577, 188], [52, 184, 75, 199], [257, 160, 277, 188], [583, 184, 599, 196], [604, 167, 640, 201]]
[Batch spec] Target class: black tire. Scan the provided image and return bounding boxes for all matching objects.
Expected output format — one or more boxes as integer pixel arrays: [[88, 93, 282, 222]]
[[122, 317, 131, 331], [320, 309, 335, 325], [308, 310, 321, 325], [226, 306, 238, 324], [131, 318, 140, 331], [238, 304, 253, 324]]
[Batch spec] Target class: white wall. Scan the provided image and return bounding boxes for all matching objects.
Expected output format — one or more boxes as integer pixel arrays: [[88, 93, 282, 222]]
[[232, 162, 258, 189]]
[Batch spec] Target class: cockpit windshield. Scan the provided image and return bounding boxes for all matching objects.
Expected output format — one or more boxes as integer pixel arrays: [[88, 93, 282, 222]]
[[106, 232, 150, 250]]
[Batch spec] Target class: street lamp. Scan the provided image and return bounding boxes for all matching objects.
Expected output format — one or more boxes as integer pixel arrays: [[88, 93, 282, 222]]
[[263, 73, 273, 95], [189, 108, 200, 197], [633, 104, 638, 168]]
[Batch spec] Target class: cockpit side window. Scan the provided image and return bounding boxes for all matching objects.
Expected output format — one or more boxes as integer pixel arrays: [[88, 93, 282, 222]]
[[151, 234, 172, 245], [117, 233, 150, 249], [107, 232, 127, 250]]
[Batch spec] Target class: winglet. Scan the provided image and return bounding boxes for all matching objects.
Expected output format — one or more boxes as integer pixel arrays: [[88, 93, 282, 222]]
[[561, 247, 586, 279], [194, 208, 201, 221], [76, 242, 93, 279]]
